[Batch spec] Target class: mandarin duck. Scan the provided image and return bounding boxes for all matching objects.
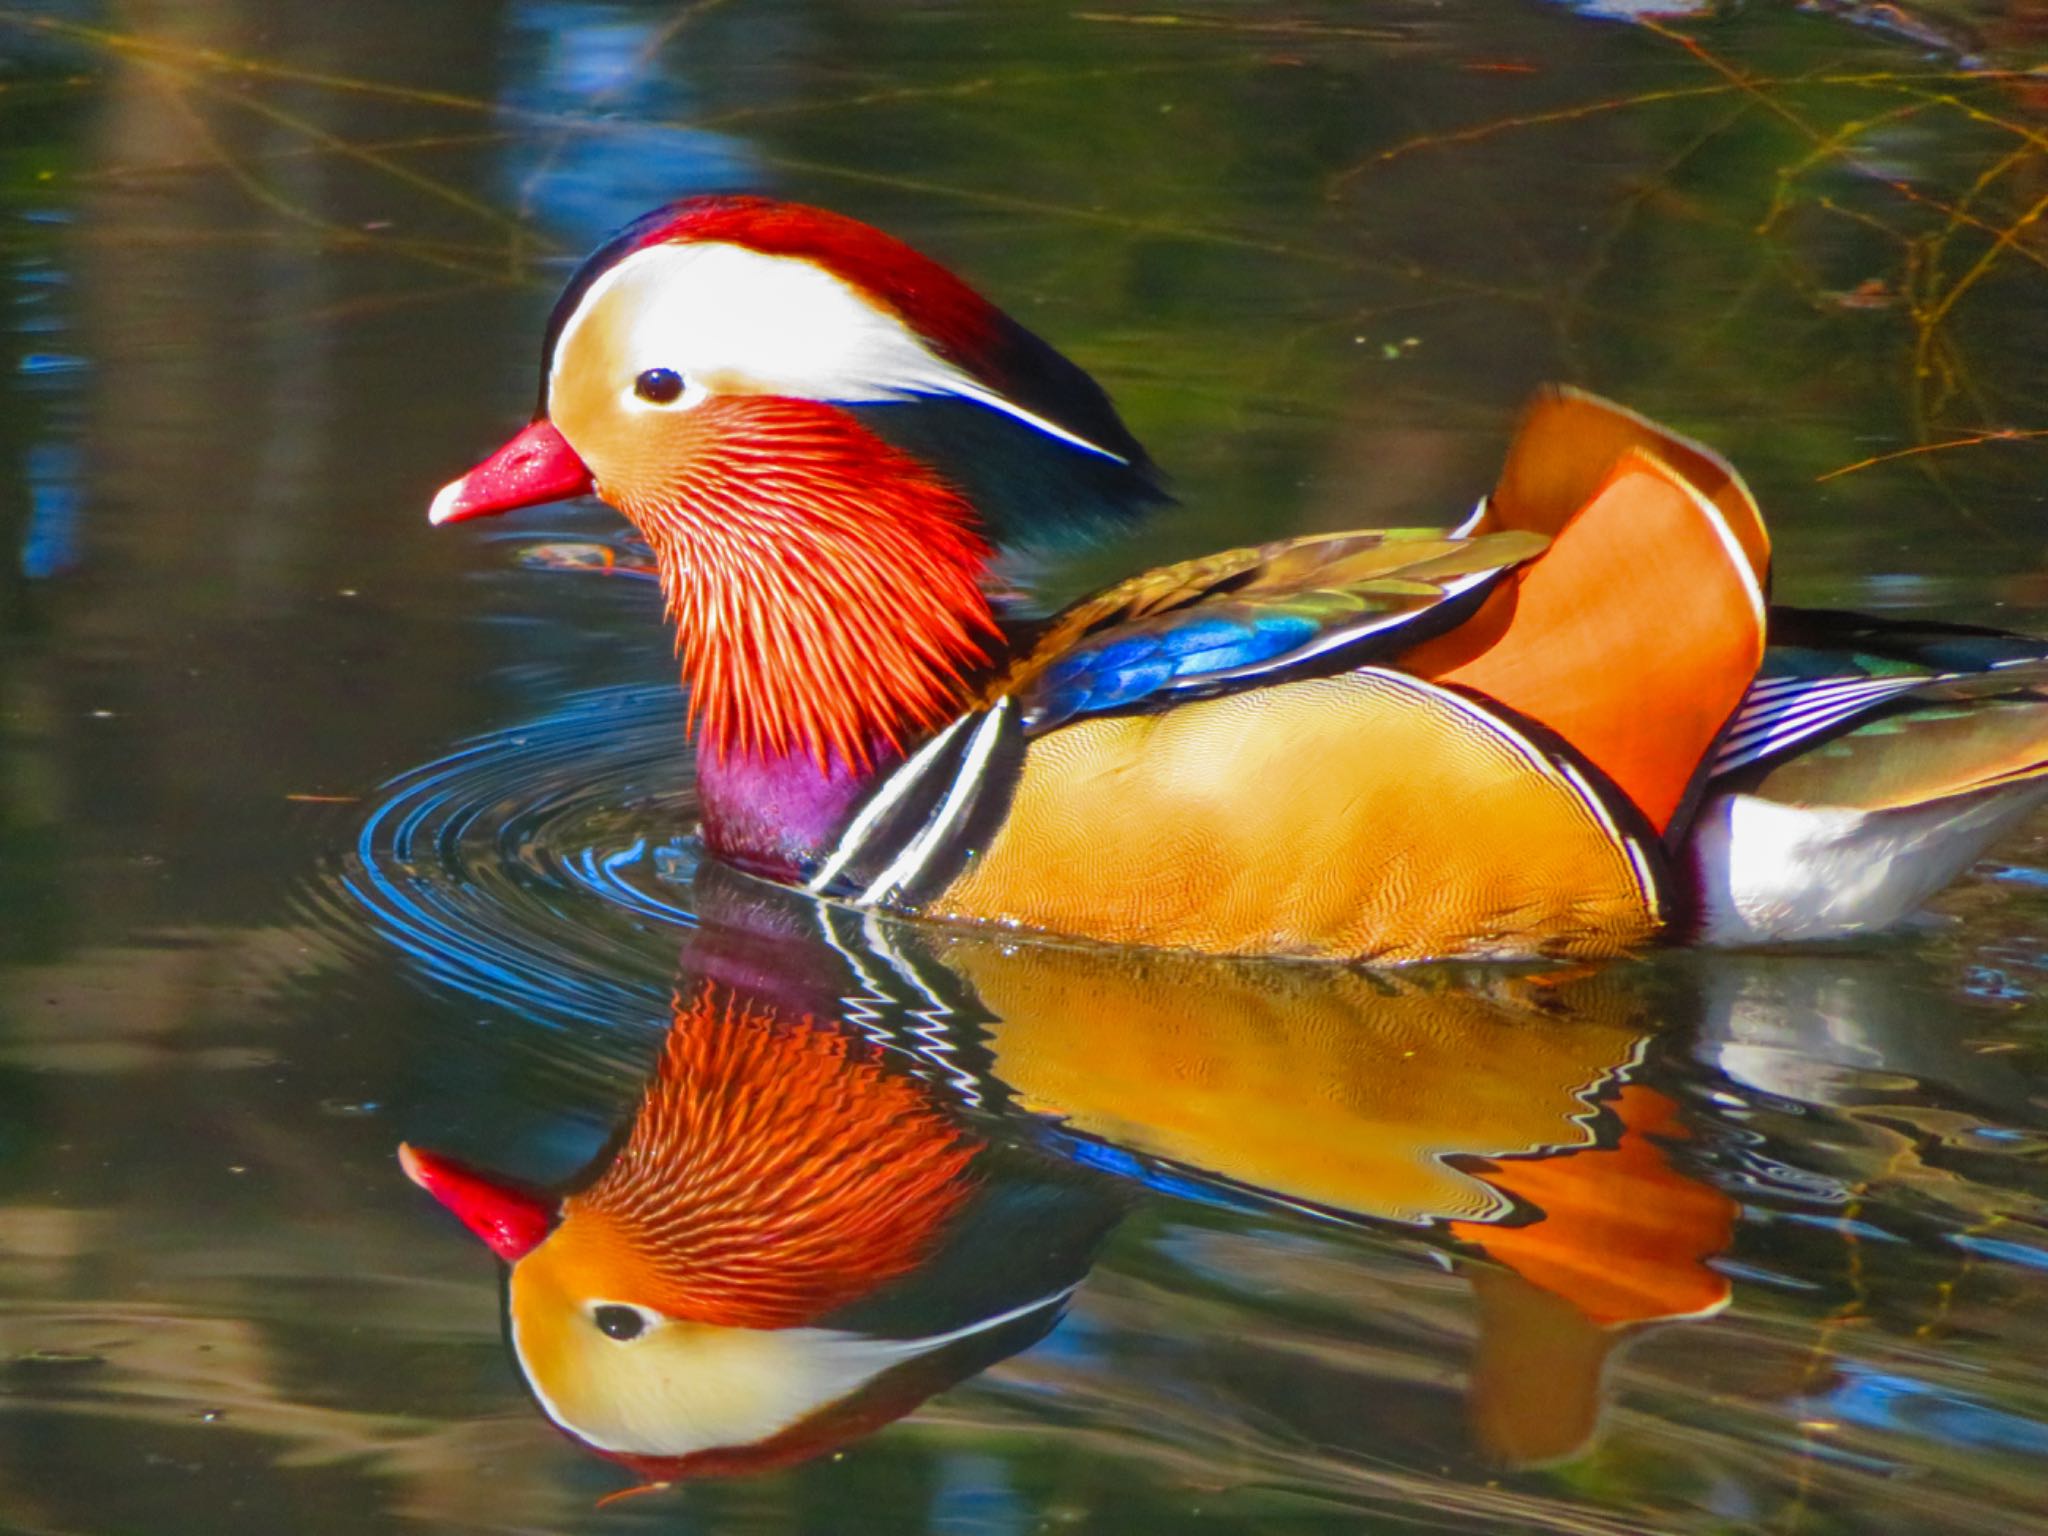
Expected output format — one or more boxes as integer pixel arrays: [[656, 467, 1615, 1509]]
[[430, 195, 2048, 962], [401, 977, 1119, 1486]]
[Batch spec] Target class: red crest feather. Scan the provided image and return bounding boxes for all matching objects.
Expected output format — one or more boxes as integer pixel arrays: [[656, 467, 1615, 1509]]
[[626, 195, 1004, 371]]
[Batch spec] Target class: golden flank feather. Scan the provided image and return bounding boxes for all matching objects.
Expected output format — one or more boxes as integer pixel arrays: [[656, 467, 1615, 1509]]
[[931, 669, 1663, 961]]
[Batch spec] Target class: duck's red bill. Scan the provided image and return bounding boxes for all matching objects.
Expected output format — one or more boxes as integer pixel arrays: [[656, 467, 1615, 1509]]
[[399, 1142, 553, 1261], [429, 420, 593, 525]]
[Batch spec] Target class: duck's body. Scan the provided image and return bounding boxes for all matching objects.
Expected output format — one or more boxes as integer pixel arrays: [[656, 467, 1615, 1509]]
[[432, 195, 2048, 962]]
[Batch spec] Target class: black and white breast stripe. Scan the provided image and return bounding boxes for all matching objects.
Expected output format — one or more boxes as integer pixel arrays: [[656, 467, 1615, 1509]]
[[806, 698, 1026, 910], [812, 903, 990, 1109]]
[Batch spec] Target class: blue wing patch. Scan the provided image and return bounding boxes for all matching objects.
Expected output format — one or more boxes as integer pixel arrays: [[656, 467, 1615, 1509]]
[[1029, 609, 1323, 728], [1008, 526, 1549, 733]]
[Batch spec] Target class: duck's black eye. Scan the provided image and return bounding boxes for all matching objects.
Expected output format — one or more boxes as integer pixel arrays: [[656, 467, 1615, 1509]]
[[593, 1304, 648, 1341], [633, 368, 684, 405]]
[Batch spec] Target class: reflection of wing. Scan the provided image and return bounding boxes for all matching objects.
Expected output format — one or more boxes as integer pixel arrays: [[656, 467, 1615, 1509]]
[[934, 937, 1648, 1225], [921, 931, 1736, 1423], [1005, 528, 1548, 730], [1449, 1085, 1733, 1328], [915, 928, 1739, 1474], [681, 868, 1745, 1475]]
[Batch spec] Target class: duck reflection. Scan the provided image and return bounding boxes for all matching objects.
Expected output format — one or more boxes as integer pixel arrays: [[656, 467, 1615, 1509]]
[[404, 862, 1737, 1486], [402, 974, 1122, 1484], [927, 925, 1734, 1466]]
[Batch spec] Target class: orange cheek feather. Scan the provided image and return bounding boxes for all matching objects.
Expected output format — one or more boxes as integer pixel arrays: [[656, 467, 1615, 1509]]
[[603, 398, 1000, 771]]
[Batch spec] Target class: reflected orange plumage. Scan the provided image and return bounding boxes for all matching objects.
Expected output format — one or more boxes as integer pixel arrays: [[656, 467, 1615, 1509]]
[[1449, 1084, 1734, 1326], [564, 983, 980, 1330]]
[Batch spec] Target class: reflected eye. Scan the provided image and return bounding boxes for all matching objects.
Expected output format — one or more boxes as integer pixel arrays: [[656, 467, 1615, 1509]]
[[593, 1304, 649, 1341], [633, 368, 684, 405]]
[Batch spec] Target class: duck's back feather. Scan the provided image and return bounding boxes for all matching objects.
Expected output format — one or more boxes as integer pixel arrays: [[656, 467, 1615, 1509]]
[[1714, 608, 2048, 810], [1481, 386, 1770, 585], [812, 392, 1773, 958], [1008, 526, 1548, 730], [1401, 449, 1766, 835], [805, 387, 2047, 959]]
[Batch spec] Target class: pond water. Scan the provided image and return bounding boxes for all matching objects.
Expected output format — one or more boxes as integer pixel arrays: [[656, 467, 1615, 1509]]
[[4, 1, 2048, 1531]]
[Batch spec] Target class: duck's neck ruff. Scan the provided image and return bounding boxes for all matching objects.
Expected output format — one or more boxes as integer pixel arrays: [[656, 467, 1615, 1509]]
[[566, 984, 979, 1330], [618, 398, 1000, 772]]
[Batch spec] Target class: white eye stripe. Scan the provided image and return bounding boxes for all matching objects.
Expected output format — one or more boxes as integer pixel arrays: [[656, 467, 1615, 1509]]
[[523, 1286, 1079, 1457], [933, 376, 1126, 462], [554, 241, 947, 410], [552, 240, 1126, 462]]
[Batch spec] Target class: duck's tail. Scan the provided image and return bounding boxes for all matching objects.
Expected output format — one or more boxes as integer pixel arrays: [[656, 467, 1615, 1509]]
[[1687, 610, 2048, 944]]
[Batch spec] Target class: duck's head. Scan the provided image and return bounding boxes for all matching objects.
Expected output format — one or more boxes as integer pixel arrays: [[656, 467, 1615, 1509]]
[[430, 195, 1162, 770], [401, 982, 1105, 1483]]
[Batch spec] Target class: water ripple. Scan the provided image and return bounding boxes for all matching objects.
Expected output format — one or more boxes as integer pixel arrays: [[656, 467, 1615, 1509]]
[[324, 684, 702, 1033]]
